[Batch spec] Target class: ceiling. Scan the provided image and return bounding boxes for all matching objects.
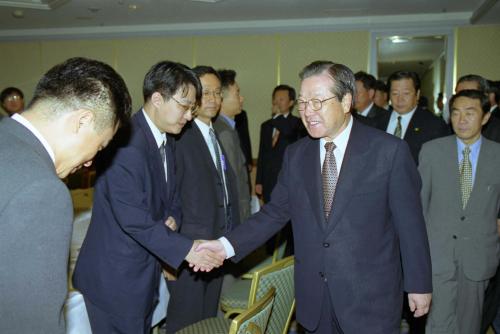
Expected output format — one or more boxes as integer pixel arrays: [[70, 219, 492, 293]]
[[0, 0, 498, 34]]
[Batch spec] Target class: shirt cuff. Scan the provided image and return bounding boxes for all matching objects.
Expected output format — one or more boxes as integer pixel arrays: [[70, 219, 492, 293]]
[[218, 237, 235, 259]]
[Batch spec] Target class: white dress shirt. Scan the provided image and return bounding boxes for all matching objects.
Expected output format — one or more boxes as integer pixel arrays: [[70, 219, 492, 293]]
[[386, 107, 417, 138]]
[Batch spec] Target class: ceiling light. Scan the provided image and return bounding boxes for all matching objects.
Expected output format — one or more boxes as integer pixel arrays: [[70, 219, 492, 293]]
[[0, 0, 68, 10], [390, 36, 409, 44], [190, 0, 224, 3]]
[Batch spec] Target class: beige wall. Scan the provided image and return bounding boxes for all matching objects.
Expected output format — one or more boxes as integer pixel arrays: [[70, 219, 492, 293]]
[[456, 25, 500, 82], [0, 31, 369, 157]]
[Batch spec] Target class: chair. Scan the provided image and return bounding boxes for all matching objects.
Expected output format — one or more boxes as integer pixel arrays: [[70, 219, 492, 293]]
[[238, 230, 288, 280], [176, 287, 276, 334], [220, 256, 295, 334]]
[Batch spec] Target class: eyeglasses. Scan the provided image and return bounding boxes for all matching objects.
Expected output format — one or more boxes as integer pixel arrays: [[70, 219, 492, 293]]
[[202, 90, 222, 99], [6, 95, 22, 102], [171, 96, 198, 115], [297, 96, 336, 111]]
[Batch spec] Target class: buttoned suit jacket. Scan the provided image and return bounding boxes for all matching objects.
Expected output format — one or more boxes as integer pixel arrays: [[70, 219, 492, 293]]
[[419, 135, 500, 281], [0, 117, 73, 334], [226, 119, 432, 333], [213, 116, 251, 222], [73, 111, 193, 319], [256, 114, 303, 202], [376, 107, 450, 163]]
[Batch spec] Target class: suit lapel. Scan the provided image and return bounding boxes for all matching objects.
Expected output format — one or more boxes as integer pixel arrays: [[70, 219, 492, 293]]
[[135, 112, 169, 204], [466, 138, 492, 211], [444, 137, 463, 211], [325, 121, 370, 234], [192, 123, 220, 180], [302, 138, 326, 230]]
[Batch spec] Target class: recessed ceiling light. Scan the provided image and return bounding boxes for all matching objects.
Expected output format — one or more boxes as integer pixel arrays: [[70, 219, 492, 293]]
[[390, 36, 409, 44], [128, 4, 139, 10], [88, 7, 100, 13]]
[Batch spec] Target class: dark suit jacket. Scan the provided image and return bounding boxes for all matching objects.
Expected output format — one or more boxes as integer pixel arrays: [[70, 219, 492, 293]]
[[483, 116, 500, 143], [356, 103, 388, 126], [376, 107, 450, 163], [73, 111, 193, 318], [256, 114, 304, 202], [226, 119, 432, 333], [175, 121, 240, 239], [235, 110, 253, 168], [0, 117, 73, 334]]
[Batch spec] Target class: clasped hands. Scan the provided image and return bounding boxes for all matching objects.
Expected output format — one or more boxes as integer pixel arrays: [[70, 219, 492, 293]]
[[185, 240, 227, 272], [164, 217, 227, 272]]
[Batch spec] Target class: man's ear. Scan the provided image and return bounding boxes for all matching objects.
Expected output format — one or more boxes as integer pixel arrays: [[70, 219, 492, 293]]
[[368, 88, 375, 100], [341, 94, 353, 114], [151, 92, 164, 108], [76, 109, 95, 133]]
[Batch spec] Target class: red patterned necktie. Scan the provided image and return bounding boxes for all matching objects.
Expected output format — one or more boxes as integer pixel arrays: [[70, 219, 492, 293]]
[[322, 142, 338, 219]]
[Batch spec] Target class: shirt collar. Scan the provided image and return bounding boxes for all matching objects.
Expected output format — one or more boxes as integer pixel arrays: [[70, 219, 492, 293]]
[[393, 106, 417, 120], [219, 113, 236, 129], [456, 135, 482, 154], [358, 102, 374, 117], [194, 118, 213, 137], [142, 108, 166, 148], [11, 113, 55, 163], [273, 112, 290, 119], [320, 114, 353, 153]]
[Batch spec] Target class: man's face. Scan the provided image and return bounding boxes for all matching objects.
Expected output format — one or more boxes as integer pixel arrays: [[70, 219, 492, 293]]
[[2, 93, 24, 116], [390, 78, 419, 114], [272, 89, 294, 115], [221, 83, 243, 117], [354, 80, 374, 111], [455, 81, 479, 93], [57, 118, 117, 178], [197, 74, 222, 124], [298, 72, 351, 141], [450, 96, 490, 145], [156, 85, 196, 134], [373, 90, 388, 108]]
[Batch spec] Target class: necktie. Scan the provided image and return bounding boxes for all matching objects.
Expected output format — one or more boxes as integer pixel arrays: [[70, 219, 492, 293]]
[[272, 128, 280, 148], [209, 128, 231, 230], [159, 140, 168, 182], [459, 146, 473, 209], [394, 116, 402, 138], [322, 142, 338, 219]]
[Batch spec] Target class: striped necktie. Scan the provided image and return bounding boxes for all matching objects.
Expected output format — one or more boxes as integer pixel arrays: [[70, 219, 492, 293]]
[[322, 142, 338, 220], [459, 146, 473, 209]]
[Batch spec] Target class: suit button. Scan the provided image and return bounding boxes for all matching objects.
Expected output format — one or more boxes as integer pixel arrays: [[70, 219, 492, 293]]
[[452, 235, 457, 239], [460, 216, 465, 221], [323, 243, 330, 248], [319, 272, 324, 278]]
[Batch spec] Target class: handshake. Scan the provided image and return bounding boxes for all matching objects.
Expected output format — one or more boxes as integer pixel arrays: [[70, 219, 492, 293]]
[[164, 216, 228, 272], [185, 240, 227, 272]]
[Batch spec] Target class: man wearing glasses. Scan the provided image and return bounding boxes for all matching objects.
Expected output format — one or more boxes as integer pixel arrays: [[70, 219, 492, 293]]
[[0, 87, 24, 117], [165, 65, 241, 333], [199, 61, 432, 333], [73, 61, 225, 334]]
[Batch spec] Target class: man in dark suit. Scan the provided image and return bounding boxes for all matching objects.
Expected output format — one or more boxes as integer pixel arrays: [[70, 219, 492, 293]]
[[376, 71, 449, 163], [255, 84, 304, 203], [235, 110, 253, 173], [199, 61, 433, 334], [374, 79, 390, 111], [165, 66, 240, 333], [0, 57, 131, 334], [353, 71, 387, 127], [72, 61, 224, 334]]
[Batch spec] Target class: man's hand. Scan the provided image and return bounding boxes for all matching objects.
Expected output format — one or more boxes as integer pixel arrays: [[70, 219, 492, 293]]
[[408, 293, 432, 317], [185, 240, 224, 272], [255, 184, 263, 196], [196, 240, 227, 261], [164, 216, 177, 231]]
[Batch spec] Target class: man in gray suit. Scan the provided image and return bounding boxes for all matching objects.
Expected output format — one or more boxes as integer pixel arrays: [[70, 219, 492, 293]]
[[0, 57, 131, 334], [213, 69, 251, 223], [419, 89, 500, 333]]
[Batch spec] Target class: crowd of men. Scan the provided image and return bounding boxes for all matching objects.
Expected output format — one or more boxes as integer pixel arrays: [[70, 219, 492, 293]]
[[1, 57, 500, 334]]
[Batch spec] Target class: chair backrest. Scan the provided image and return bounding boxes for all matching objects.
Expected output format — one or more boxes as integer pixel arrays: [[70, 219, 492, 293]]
[[247, 256, 295, 334], [229, 287, 275, 334]]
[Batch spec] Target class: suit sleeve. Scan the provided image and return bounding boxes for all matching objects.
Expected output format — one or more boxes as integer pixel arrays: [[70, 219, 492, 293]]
[[226, 145, 293, 261], [2, 178, 72, 333], [418, 144, 432, 218], [103, 146, 192, 269], [389, 140, 432, 293]]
